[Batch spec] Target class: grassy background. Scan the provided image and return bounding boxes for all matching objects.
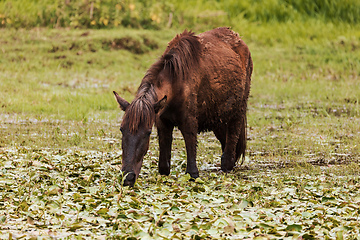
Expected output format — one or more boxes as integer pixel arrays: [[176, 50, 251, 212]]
[[0, 0, 360, 238], [1, 23, 359, 152], [1, 0, 359, 29]]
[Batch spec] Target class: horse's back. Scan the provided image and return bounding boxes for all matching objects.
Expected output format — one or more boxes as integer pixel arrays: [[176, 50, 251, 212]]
[[196, 27, 251, 92], [195, 27, 252, 131], [199, 27, 251, 73], [199, 27, 241, 47]]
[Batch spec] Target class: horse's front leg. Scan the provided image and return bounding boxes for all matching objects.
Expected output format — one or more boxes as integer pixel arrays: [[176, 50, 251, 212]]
[[157, 119, 174, 176], [179, 116, 199, 179]]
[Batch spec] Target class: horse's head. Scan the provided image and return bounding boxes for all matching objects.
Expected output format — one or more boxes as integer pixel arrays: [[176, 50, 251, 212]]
[[113, 90, 166, 187]]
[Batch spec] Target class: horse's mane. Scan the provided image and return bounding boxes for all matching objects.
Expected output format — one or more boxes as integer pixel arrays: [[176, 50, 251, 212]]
[[122, 30, 201, 133], [145, 29, 202, 83], [121, 82, 157, 133]]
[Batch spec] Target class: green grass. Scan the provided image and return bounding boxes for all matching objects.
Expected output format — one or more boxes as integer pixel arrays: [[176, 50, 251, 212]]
[[0, 28, 177, 121], [1, 0, 359, 29], [0, 21, 360, 238]]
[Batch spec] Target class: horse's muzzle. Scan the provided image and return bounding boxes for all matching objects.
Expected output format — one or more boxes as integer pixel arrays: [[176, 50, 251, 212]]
[[123, 172, 136, 187]]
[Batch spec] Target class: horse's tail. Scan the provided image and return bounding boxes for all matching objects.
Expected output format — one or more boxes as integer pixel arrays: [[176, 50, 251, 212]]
[[236, 113, 247, 165]]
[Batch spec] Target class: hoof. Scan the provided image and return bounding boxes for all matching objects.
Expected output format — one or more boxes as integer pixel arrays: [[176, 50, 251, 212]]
[[221, 160, 235, 173], [186, 171, 199, 179], [123, 172, 136, 187], [221, 153, 236, 173], [159, 168, 170, 176], [221, 165, 234, 173]]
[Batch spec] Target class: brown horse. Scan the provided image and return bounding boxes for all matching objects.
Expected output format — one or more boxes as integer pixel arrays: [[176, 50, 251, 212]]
[[114, 27, 253, 187]]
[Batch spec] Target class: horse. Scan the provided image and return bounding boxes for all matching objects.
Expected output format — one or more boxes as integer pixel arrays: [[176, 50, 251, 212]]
[[113, 27, 253, 187]]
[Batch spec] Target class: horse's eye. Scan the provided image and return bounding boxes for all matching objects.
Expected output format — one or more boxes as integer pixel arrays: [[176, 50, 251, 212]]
[[120, 127, 124, 133], [146, 130, 152, 136]]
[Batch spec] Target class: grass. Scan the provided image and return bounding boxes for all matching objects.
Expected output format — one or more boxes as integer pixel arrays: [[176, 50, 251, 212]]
[[0, 28, 177, 121], [0, 21, 360, 238], [1, 0, 359, 29]]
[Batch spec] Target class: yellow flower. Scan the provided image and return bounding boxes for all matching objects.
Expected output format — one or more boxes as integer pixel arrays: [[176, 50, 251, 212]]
[[151, 14, 161, 23], [115, 4, 122, 10], [90, 20, 96, 25], [151, 14, 157, 21], [129, 4, 135, 11]]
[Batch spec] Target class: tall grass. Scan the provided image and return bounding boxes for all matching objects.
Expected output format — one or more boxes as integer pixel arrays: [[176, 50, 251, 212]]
[[222, 0, 360, 24], [0, 0, 359, 29]]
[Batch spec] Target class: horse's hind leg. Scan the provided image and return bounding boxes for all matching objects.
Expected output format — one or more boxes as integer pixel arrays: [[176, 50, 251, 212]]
[[157, 119, 174, 176], [213, 126, 226, 152], [220, 119, 241, 172]]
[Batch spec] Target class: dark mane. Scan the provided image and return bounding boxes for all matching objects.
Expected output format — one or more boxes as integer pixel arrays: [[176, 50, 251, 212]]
[[122, 30, 201, 133], [145, 30, 202, 83], [121, 82, 157, 133]]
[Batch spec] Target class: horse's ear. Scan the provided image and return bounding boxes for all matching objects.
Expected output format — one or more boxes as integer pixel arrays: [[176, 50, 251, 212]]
[[113, 91, 130, 111], [154, 95, 167, 113]]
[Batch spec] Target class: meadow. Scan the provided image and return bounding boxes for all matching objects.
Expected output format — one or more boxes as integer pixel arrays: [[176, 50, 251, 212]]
[[1, 1, 360, 239]]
